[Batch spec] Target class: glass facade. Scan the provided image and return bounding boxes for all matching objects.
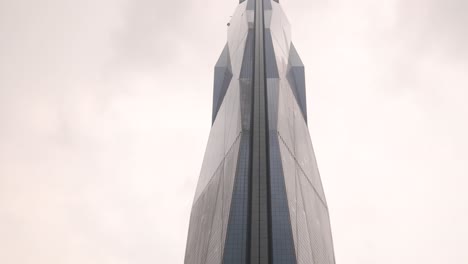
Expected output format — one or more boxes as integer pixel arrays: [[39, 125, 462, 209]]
[[185, 1, 335, 263]]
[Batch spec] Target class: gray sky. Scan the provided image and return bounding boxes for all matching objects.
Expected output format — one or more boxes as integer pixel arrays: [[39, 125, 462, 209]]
[[1, 0, 467, 263]]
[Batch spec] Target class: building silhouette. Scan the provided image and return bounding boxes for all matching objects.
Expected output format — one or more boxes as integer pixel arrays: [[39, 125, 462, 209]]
[[185, 0, 335, 263]]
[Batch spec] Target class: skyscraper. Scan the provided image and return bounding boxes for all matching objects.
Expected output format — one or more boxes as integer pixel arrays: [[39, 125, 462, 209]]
[[184, 0, 335, 263]]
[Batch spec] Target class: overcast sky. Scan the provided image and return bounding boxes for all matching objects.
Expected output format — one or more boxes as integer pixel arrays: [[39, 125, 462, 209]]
[[1, 0, 467, 263]]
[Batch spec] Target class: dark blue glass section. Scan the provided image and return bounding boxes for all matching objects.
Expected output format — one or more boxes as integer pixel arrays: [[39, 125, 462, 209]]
[[269, 135, 297, 264], [240, 30, 255, 80], [287, 43, 307, 122], [266, 79, 279, 131], [213, 44, 233, 123], [239, 29, 254, 131], [264, 29, 279, 78], [223, 133, 250, 264]]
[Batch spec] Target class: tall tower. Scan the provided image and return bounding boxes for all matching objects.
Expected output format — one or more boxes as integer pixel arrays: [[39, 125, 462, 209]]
[[184, 1, 335, 263]]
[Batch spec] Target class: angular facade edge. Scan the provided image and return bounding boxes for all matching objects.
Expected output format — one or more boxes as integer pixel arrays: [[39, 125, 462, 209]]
[[185, 1, 336, 263]]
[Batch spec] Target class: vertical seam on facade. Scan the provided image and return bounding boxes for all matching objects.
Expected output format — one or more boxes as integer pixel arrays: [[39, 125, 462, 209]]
[[262, 0, 273, 263], [250, 0, 269, 263], [248, 1, 256, 263]]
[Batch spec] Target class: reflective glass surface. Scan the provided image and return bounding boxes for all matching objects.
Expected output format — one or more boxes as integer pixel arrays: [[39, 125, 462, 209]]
[[269, 135, 297, 264], [186, 1, 335, 263], [212, 44, 233, 123], [223, 134, 250, 264]]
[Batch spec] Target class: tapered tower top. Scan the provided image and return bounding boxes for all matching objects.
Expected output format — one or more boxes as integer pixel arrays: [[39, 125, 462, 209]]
[[240, 0, 279, 3], [185, 1, 336, 263]]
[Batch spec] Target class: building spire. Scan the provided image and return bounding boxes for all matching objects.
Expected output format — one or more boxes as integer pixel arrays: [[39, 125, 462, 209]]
[[184, 0, 336, 263]]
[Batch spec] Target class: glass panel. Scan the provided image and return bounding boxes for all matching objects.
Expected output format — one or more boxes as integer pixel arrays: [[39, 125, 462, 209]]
[[267, 78, 280, 131], [228, 2, 249, 75], [277, 77, 295, 152], [239, 30, 254, 131], [265, 29, 279, 78], [294, 102, 327, 202], [223, 134, 250, 264], [194, 72, 242, 202], [194, 103, 226, 202], [223, 80, 242, 155], [296, 173, 314, 264], [278, 135, 298, 254], [269, 2, 291, 60], [206, 170, 225, 264], [270, 134, 297, 264], [186, 166, 223, 264], [222, 135, 242, 252], [299, 170, 335, 264], [287, 43, 307, 122], [213, 44, 233, 123]]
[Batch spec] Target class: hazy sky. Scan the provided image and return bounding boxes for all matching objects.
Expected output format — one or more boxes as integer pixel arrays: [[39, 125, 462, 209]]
[[1, 0, 467, 263]]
